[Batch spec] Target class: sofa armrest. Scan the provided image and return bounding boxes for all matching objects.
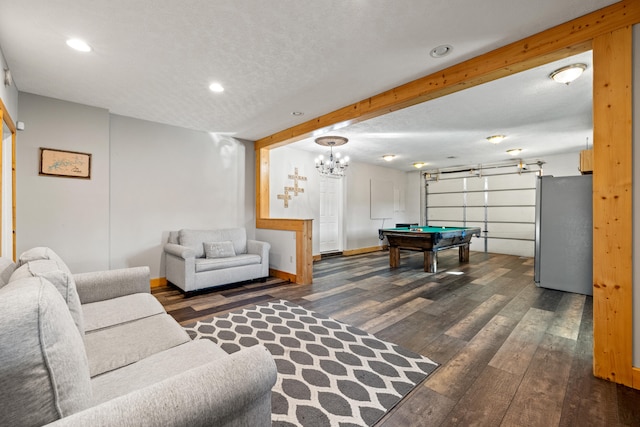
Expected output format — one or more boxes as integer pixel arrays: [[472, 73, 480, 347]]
[[74, 267, 151, 304], [47, 345, 277, 427], [247, 240, 270, 259], [164, 243, 196, 260]]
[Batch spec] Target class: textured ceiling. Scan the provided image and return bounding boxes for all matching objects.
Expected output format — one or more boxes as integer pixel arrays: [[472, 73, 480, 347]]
[[0, 0, 615, 169], [289, 50, 593, 171]]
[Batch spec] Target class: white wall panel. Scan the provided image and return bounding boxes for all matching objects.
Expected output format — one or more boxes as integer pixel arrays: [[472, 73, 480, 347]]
[[487, 189, 535, 205], [425, 167, 539, 257], [428, 207, 464, 222]]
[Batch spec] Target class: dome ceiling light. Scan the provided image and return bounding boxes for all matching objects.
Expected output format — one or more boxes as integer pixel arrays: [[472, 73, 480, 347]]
[[486, 135, 506, 144], [209, 82, 225, 93], [549, 63, 587, 85], [66, 38, 92, 52], [430, 44, 453, 58]]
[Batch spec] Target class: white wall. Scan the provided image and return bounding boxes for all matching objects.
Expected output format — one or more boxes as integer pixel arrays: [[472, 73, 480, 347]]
[[109, 115, 255, 277], [0, 47, 18, 119], [269, 146, 320, 252], [270, 145, 412, 255], [541, 151, 583, 177], [406, 170, 423, 224], [15, 93, 255, 278], [344, 161, 411, 250], [255, 228, 296, 274], [17, 93, 110, 272]]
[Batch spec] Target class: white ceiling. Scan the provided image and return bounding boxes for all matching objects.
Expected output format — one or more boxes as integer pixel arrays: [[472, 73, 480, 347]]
[[0, 1, 614, 170], [289, 50, 593, 171]]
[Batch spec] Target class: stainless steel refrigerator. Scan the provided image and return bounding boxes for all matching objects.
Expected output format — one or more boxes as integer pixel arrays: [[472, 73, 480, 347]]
[[534, 175, 593, 295]]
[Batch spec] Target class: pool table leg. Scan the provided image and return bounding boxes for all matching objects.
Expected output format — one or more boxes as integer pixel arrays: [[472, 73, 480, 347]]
[[389, 246, 400, 268], [459, 244, 470, 262], [424, 251, 437, 273]]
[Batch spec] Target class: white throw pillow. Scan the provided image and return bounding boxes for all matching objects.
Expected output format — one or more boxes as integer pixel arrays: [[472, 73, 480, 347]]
[[204, 241, 236, 259]]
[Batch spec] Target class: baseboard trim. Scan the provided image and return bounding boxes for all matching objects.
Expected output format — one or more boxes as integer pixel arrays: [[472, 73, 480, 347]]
[[150, 277, 167, 289], [313, 254, 322, 262], [342, 246, 386, 256], [632, 366, 640, 390], [270, 268, 296, 283]]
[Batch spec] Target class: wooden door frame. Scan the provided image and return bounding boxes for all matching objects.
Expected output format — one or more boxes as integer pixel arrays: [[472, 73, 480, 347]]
[[255, 1, 640, 387], [0, 98, 16, 261]]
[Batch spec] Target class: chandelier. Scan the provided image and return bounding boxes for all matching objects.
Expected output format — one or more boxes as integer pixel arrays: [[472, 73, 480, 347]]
[[314, 136, 349, 177]]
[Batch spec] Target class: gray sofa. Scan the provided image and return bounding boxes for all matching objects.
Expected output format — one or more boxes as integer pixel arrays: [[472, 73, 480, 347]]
[[164, 228, 270, 292], [0, 247, 277, 427]]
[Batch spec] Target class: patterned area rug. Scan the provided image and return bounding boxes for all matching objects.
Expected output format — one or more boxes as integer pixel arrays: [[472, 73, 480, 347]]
[[184, 300, 438, 427]]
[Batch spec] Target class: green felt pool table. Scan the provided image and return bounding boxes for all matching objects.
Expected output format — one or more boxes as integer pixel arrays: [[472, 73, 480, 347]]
[[378, 226, 482, 273]]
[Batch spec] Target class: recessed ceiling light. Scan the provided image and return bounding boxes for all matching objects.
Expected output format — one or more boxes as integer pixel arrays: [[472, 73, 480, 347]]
[[430, 44, 453, 58], [413, 162, 426, 168], [549, 63, 587, 85], [506, 148, 523, 156], [291, 111, 304, 116], [382, 154, 395, 161], [486, 135, 506, 144], [209, 82, 224, 93], [66, 38, 92, 52]]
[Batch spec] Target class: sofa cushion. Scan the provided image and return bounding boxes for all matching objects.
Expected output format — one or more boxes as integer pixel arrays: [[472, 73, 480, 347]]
[[84, 313, 191, 377], [82, 293, 166, 332], [204, 240, 236, 259], [91, 340, 228, 404], [18, 246, 72, 274], [0, 277, 92, 426], [11, 259, 84, 335], [179, 228, 248, 258], [0, 257, 16, 289], [195, 254, 262, 273]]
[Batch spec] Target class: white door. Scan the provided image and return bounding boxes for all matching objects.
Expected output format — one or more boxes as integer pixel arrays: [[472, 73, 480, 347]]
[[319, 176, 342, 253]]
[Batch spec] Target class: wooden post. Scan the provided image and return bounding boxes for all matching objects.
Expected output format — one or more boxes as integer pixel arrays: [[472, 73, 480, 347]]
[[389, 247, 400, 268], [424, 251, 437, 273], [592, 26, 633, 386], [459, 245, 470, 262]]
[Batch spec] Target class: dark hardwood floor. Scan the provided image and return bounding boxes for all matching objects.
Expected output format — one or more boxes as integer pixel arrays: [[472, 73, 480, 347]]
[[153, 249, 640, 426]]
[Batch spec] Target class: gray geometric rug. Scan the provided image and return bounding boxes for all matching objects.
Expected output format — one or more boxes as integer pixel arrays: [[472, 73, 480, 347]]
[[184, 300, 438, 427]]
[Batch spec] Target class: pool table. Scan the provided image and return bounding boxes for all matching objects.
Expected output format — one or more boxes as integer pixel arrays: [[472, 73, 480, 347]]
[[378, 226, 482, 273]]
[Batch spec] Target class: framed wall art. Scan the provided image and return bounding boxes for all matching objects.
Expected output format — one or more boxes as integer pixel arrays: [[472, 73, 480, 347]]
[[39, 148, 91, 179]]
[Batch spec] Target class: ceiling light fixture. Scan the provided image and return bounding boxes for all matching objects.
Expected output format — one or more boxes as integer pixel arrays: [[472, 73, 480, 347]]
[[506, 148, 523, 156], [549, 63, 587, 85], [382, 154, 395, 161], [209, 82, 225, 93], [66, 38, 92, 52], [291, 111, 304, 116], [413, 162, 426, 169], [315, 136, 349, 177], [486, 135, 506, 144], [430, 44, 453, 58]]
